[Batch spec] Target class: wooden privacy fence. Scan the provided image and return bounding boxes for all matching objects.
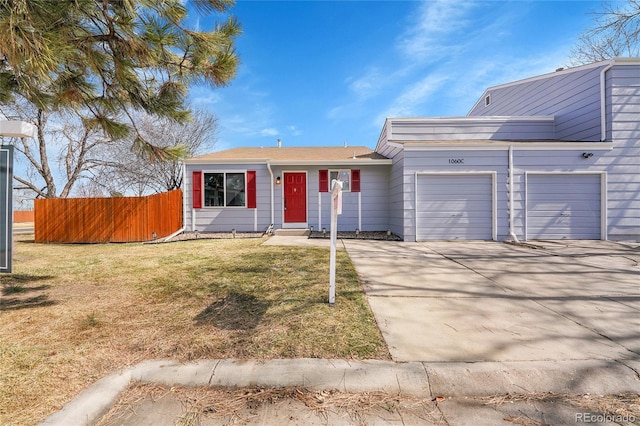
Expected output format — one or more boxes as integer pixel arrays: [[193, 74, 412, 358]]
[[13, 210, 34, 223], [35, 190, 183, 243]]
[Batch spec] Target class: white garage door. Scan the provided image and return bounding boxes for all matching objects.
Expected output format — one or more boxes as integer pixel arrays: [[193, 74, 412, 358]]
[[416, 174, 494, 240], [526, 174, 602, 240]]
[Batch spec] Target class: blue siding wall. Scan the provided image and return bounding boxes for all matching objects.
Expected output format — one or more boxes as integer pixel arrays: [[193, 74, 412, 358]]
[[607, 65, 640, 239], [469, 64, 607, 141], [401, 149, 509, 241], [272, 165, 389, 232], [388, 117, 555, 141], [184, 163, 272, 232], [185, 163, 390, 233]]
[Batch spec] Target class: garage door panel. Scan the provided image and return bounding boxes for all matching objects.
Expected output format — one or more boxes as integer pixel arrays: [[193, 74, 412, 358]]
[[417, 200, 492, 211], [417, 174, 493, 240], [418, 195, 492, 202], [418, 211, 493, 219], [529, 190, 601, 198], [528, 203, 602, 213], [527, 174, 601, 240]]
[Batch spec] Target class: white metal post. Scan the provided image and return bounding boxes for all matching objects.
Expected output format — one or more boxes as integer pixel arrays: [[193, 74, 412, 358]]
[[329, 179, 343, 306]]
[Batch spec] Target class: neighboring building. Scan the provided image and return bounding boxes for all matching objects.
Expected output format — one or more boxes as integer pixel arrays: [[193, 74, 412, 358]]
[[185, 58, 640, 241]]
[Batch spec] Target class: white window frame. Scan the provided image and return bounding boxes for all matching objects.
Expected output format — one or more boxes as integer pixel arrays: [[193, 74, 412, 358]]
[[329, 169, 351, 192], [202, 170, 247, 208]]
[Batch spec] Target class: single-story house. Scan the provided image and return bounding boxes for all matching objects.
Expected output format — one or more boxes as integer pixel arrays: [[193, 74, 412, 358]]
[[184, 58, 640, 242], [184, 145, 392, 233]]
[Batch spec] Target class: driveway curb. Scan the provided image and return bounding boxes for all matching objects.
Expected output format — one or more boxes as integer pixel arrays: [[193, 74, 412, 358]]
[[40, 358, 640, 425]]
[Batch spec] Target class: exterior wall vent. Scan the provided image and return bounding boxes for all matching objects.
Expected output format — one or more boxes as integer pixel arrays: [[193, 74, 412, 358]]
[[485, 94, 491, 107]]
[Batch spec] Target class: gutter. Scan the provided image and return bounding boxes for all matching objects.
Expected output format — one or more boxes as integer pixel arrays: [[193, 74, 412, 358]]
[[600, 62, 614, 142], [181, 162, 189, 231], [508, 145, 520, 243]]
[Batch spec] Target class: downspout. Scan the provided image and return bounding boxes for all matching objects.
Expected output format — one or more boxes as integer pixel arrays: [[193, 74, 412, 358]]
[[182, 162, 191, 231], [266, 161, 274, 226], [600, 62, 614, 142], [508, 145, 520, 243]]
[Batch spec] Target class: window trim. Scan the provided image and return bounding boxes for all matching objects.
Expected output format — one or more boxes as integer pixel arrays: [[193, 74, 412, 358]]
[[202, 170, 248, 208], [329, 169, 352, 192]]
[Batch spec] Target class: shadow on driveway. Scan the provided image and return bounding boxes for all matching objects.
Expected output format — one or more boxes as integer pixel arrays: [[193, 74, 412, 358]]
[[344, 240, 640, 363]]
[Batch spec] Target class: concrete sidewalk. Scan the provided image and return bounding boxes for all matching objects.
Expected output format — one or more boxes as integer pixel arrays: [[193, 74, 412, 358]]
[[41, 358, 640, 425]]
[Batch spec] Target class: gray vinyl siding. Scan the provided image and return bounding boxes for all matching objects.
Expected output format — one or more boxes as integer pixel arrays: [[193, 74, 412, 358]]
[[387, 146, 405, 238], [401, 150, 509, 241], [388, 118, 555, 141], [278, 165, 389, 232], [375, 61, 639, 242], [184, 163, 272, 233], [469, 65, 606, 141], [607, 64, 640, 240], [185, 163, 390, 233]]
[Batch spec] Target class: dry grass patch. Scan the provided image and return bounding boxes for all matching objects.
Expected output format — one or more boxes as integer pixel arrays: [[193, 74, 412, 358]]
[[0, 235, 389, 426]]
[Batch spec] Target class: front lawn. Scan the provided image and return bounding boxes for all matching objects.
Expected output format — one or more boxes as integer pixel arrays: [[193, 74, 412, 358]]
[[0, 236, 389, 426]]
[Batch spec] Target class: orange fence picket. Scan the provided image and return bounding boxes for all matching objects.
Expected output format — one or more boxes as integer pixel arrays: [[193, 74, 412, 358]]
[[34, 190, 183, 243]]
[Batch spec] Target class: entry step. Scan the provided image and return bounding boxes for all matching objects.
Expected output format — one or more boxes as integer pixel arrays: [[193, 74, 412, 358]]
[[273, 228, 310, 236]]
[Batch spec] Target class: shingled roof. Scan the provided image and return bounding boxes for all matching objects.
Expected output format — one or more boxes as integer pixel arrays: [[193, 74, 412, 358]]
[[187, 146, 390, 164]]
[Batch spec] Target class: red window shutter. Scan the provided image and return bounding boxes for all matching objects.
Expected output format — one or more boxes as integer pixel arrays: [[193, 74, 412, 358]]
[[247, 170, 256, 208], [319, 170, 328, 192], [192, 171, 202, 208], [351, 169, 361, 192]]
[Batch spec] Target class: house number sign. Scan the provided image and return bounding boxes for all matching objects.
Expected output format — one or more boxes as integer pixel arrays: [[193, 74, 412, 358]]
[[448, 158, 464, 164]]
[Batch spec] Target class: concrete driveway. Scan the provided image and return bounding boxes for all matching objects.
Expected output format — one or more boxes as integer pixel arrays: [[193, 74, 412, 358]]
[[343, 239, 640, 363]]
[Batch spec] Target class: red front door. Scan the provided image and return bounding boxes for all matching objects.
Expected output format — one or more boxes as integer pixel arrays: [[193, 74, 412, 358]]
[[284, 172, 307, 223]]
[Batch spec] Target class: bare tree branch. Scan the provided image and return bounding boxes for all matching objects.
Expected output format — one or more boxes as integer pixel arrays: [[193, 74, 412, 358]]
[[570, 0, 640, 65]]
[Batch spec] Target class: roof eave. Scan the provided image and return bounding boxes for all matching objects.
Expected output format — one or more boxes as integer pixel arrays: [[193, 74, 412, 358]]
[[185, 158, 392, 166], [269, 159, 392, 166], [392, 140, 614, 151], [185, 158, 269, 165]]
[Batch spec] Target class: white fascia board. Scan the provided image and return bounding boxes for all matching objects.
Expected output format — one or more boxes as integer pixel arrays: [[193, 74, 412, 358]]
[[374, 119, 391, 152], [270, 159, 392, 166], [388, 115, 554, 125], [185, 159, 392, 166], [398, 141, 614, 151], [0, 121, 36, 138], [185, 159, 269, 165]]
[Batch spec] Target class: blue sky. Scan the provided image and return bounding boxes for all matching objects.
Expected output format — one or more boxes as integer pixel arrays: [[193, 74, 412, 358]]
[[192, 0, 602, 152]]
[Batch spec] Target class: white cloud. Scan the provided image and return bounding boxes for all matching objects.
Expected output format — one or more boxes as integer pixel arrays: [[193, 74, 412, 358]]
[[260, 128, 279, 137], [191, 91, 222, 105], [287, 125, 302, 136], [397, 0, 478, 62], [374, 73, 450, 124], [347, 68, 384, 99]]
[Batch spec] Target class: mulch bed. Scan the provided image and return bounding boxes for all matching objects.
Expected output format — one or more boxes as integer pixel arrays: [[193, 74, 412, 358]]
[[151, 231, 402, 243]]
